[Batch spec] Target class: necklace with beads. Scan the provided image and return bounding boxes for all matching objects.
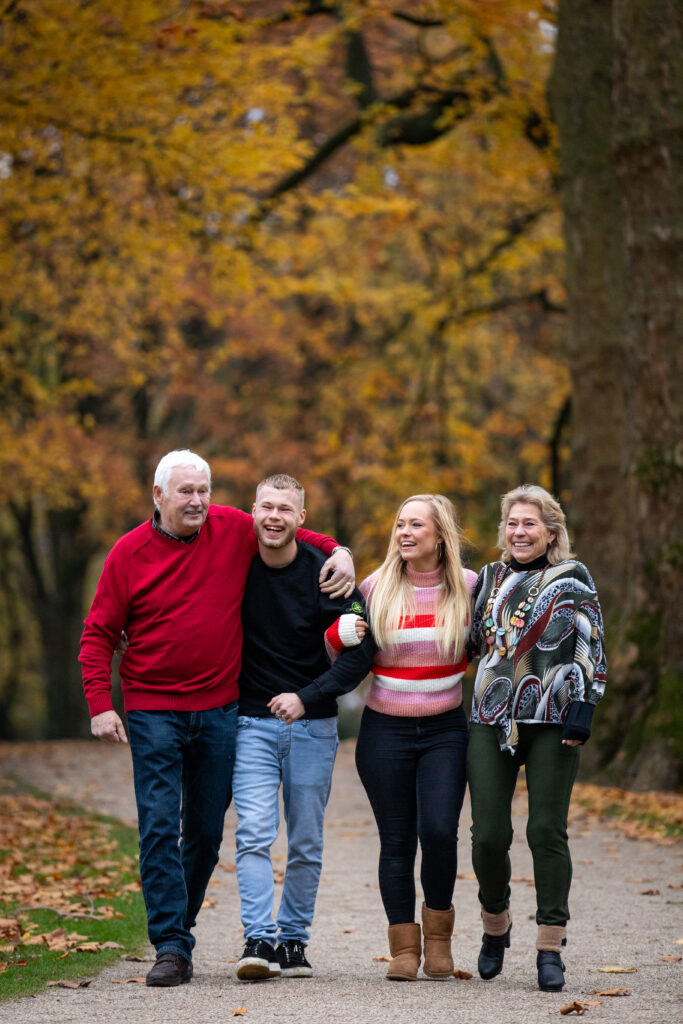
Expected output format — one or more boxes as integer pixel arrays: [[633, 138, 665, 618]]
[[484, 563, 548, 655]]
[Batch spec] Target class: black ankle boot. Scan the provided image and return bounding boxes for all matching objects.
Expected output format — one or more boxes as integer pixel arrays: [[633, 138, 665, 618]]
[[537, 950, 565, 991], [477, 924, 511, 980]]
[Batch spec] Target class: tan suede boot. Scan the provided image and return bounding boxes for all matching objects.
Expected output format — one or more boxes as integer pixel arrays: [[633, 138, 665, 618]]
[[422, 904, 454, 980], [386, 923, 421, 981]]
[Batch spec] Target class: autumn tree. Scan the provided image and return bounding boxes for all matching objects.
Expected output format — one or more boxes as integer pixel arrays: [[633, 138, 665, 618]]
[[549, 0, 682, 786], [1, 1, 566, 737]]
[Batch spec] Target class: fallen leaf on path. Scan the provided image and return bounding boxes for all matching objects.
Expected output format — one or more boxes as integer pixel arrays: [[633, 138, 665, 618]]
[[597, 965, 637, 973], [340, 929, 354, 933], [560, 1002, 586, 1015], [667, 884, 683, 890], [112, 977, 146, 983], [99, 941, 124, 949], [46, 979, 92, 988], [273, 871, 285, 884], [660, 956, 681, 962], [675, 938, 683, 944], [456, 873, 476, 880], [372, 956, 391, 962], [639, 888, 660, 896], [225, 958, 238, 963], [218, 863, 236, 873], [453, 969, 473, 979], [201, 896, 217, 908], [233, 1010, 247, 1016], [580, 1001, 602, 1006], [591, 988, 631, 996], [76, 943, 102, 953]]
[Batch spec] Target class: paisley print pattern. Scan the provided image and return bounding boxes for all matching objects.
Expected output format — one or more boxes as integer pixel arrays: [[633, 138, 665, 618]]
[[470, 560, 606, 753]]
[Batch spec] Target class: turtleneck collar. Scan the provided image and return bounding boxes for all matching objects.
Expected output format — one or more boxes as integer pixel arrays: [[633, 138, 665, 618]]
[[509, 552, 549, 572], [405, 563, 443, 587]]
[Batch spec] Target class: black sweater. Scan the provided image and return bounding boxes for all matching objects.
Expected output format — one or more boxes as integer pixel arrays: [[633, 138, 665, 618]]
[[238, 542, 374, 718]]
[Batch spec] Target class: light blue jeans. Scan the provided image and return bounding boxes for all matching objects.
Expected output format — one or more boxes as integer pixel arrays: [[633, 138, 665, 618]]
[[233, 714, 339, 945]]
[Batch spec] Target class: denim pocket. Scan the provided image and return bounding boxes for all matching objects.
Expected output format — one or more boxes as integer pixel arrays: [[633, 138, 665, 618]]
[[307, 716, 338, 739], [237, 715, 254, 730]]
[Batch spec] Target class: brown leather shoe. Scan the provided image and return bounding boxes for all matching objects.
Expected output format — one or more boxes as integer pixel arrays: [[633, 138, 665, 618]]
[[145, 951, 193, 987]]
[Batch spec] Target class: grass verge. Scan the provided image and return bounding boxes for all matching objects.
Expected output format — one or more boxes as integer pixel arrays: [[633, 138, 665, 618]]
[[0, 776, 148, 1000], [571, 782, 683, 844]]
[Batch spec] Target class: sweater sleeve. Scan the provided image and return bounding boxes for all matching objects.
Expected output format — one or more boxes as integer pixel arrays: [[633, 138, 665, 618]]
[[79, 546, 130, 717], [467, 565, 490, 659], [324, 572, 375, 659], [298, 588, 374, 714], [296, 527, 339, 556], [561, 562, 606, 743]]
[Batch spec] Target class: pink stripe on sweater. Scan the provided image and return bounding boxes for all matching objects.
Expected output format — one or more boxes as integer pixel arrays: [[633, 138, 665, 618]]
[[366, 681, 462, 717]]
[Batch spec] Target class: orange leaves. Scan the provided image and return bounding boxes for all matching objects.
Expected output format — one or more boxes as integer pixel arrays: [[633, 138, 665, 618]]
[[596, 966, 637, 974], [591, 988, 631, 996], [0, 919, 21, 945], [0, 789, 137, 927], [572, 784, 683, 844]]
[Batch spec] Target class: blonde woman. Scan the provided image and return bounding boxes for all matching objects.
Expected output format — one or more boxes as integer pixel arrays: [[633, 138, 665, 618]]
[[468, 485, 606, 992], [326, 495, 476, 981]]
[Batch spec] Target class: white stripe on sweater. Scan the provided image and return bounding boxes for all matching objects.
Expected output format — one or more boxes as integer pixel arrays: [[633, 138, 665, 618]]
[[373, 670, 465, 693]]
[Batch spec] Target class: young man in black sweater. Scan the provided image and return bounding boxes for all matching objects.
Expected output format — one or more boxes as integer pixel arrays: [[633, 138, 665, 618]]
[[233, 474, 373, 982]]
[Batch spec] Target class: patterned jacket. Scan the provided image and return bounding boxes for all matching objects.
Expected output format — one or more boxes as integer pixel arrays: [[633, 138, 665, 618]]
[[469, 559, 606, 753]]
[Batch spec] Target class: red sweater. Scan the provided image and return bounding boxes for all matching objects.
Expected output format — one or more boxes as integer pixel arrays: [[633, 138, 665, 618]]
[[79, 505, 337, 716]]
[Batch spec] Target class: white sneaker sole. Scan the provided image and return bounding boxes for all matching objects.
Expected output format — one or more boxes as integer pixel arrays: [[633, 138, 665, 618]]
[[280, 966, 313, 978], [236, 958, 281, 981]]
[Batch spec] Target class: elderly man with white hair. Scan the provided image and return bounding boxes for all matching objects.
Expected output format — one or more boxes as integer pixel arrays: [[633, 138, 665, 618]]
[[79, 450, 353, 988]]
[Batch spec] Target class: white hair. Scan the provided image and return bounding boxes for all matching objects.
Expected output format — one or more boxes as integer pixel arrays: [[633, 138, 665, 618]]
[[153, 450, 211, 507]]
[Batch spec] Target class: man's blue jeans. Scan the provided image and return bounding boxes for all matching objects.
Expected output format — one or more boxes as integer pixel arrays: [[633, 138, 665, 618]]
[[127, 703, 237, 962], [233, 715, 339, 945]]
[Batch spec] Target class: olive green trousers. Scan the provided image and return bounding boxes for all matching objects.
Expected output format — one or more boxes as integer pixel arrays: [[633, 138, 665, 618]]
[[467, 722, 580, 926]]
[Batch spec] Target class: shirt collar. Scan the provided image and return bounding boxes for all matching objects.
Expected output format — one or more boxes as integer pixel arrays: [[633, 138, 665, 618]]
[[152, 509, 200, 544]]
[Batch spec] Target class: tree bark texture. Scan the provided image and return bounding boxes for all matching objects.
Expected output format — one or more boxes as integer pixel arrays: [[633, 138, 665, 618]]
[[550, 0, 683, 787], [12, 503, 95, 739]]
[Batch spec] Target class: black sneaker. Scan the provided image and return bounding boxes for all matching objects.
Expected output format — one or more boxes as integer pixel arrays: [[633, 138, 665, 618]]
[[236, 938, 281, 981], [145, 951, 193, 987], [276, 939, 313, 978]]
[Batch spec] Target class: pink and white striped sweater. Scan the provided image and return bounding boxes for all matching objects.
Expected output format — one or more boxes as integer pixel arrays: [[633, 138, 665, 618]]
[[325, 564, 478, 717]]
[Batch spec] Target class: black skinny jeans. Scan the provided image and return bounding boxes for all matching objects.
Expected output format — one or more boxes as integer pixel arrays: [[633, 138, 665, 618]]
[[355, 704, 468, 925]]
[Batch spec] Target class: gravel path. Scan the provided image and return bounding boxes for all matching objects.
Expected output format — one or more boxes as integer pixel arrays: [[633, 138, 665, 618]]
[[1, 739, 681, 1023]]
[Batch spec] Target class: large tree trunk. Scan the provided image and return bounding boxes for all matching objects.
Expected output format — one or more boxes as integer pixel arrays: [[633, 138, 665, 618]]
[[12, 503, 96, 739], [549, 0, 683, 787]]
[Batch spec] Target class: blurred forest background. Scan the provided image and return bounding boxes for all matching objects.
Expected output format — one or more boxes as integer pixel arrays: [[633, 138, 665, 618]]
[[0, 1, 680, 787]]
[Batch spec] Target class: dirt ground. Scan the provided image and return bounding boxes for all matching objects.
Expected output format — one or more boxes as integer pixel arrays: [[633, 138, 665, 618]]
[[0, 738, 681, 1024]]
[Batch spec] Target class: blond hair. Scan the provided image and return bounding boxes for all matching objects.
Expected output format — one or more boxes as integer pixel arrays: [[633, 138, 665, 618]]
[[498, 484, 574, 565], [368, 495, 470, 658], [255, 473, 305, 508]]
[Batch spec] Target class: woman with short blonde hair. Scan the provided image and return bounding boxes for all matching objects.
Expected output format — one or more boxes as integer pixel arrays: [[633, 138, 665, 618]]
[[468, 484, 606, 993]]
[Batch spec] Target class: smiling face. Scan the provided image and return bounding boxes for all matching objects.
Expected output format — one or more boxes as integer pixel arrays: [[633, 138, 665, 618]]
[[505, 501, 555, 563], [153, 466, 210, 538], [252, 485, 306, 564], [395, 499, 442, 573]]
